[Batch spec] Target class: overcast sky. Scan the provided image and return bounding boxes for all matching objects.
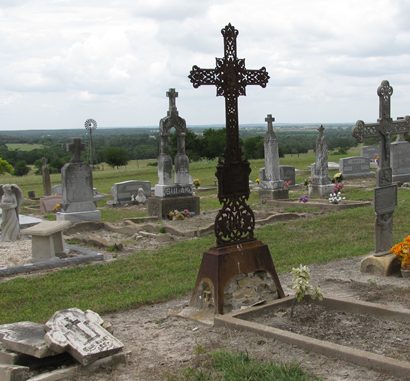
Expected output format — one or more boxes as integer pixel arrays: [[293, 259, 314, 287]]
[[1, 0, 410, 130]]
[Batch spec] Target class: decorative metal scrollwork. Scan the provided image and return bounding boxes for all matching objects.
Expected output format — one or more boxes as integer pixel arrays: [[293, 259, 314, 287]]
[[214, 195, 255, 245]]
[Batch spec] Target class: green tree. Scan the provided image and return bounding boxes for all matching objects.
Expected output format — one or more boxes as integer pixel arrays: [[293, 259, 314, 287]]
[[13, 160, 30, 176], [103, 147, 129, 168], [0, 158, 13, 175]]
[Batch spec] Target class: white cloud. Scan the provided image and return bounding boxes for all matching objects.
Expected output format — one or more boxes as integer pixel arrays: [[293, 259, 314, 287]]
[[1, 0, 410, 129]]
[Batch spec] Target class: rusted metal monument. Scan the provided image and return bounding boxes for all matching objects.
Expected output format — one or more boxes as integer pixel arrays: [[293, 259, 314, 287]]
[[353, 80, 410, 274], [188, 24, 284, 313]]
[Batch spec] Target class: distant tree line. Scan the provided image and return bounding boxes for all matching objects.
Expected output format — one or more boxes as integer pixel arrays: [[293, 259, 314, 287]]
[[0, 126, 357, 175]]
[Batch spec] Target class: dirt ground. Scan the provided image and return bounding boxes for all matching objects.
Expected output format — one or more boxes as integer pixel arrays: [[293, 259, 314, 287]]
[[72, 256, 410, 381]]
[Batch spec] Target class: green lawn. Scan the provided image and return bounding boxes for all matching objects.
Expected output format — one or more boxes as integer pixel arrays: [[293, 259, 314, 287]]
[[6, 143, 44, 151]]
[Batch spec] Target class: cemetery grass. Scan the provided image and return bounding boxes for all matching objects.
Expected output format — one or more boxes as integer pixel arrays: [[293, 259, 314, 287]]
[[0, 203, 400, 324], [166, 350, 321, 381]]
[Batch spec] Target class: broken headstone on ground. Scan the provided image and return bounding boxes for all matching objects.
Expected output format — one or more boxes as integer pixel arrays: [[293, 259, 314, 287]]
[[0, 308, 125, 380]]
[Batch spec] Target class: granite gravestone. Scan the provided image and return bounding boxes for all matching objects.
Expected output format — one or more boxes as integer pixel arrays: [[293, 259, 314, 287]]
[[259, 114, 288, 200], [147, 89, 199, 218], [111, 180, 151, 205], [56, 138, 101, 223], [361, 145, 379, 162], [41, 157, 51, 196], [308, 125, 333, 197], [390, 133, 410, 183], [339, 156, 373, 179], [45, 308, 123, 366], [280, 165, 296, 186], [353, 80, 410, 275], [188, 24, 284, 314]]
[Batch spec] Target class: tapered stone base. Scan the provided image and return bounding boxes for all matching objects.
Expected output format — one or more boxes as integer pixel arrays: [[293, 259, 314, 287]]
[[147, 195, 200, 219], [308, 184, 334, 198], [190, 240, 285, 314], [360, 253, 401, 276], [259, 189, 289, 202], [56, 210, 101, 223]]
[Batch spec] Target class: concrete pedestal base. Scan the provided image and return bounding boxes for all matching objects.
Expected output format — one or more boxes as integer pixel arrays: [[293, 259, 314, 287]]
[[308, 183, 334, 198], [259, 189, 289, 202], [147, 196, 200, 219], [360, 253, 401, 276], [56, 210, 101, 223]]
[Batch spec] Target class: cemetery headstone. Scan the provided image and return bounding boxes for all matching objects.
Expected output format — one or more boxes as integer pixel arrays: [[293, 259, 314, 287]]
[[40, 195, 63, 213], [390, 133, 410, 183], [44, 308, 123, 365], [111, 180, 151, 205], [308, 126, 333, 198], [56, 138, 101, 223], [339, 156, 372, 179], [188, 24, 284, 313], [147, 89, 200, 218], [353, 80, 410, 275], [280, 165, 296, 186], [0, 184, 23, 241], [258, 114, 288, 200], [361, 145, 379, 162], [41, 157, 52, 196]]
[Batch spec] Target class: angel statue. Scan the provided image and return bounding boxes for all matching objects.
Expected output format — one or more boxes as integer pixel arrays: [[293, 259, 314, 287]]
[[0, 184, 23, 241]]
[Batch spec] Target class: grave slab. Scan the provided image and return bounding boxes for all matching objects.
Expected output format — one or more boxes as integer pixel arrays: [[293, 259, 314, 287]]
[[44, 308, 123, 366], [0, 322, 60, 358], [0, 364, 29, 381]]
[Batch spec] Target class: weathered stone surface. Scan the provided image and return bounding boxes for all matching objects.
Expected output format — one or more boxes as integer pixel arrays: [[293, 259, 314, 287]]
[[0, 364, 29, 381], [21, 221, 71, 262], [44, 308, 123, 365], [360, 254, 400, 276], [262, 114, 281, 187], [0, 322, 60, 358], [39, 195, 62, 214], [361, 145, 379, 161], [154, 184, 193, 198], [147, 195, 200, 218], [259, 189, 289, 201], [339, 156, 373, 179], [391, 137, 410, 183], [111, 180, 151, 205], [280, 165, 296, 186]]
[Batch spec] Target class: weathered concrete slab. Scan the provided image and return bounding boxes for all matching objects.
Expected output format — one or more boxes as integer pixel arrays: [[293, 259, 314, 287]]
[[44, 309, 123, 366], [0, 364, 30, 381], [0, 322, 60, 358]]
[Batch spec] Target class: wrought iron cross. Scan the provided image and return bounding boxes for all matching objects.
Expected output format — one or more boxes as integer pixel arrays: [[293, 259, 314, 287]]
[[189, 24, 269, 245], [353, 80, 410, 187], [68, 138, 85, 163]]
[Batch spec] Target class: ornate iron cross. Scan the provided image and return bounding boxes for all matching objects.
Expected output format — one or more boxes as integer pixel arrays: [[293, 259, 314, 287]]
[[353, 80, 410, 187], [189, 24, 269, 245]]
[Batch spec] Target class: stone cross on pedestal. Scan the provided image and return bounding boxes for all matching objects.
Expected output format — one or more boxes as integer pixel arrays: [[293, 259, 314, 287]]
[[166, 88, 178, 115], [353, 80, 410, 254], [68, 138, 85, 163], [189, 23, 269, 245], [265, 114, 275, 133], [263, 114, 281, 184]]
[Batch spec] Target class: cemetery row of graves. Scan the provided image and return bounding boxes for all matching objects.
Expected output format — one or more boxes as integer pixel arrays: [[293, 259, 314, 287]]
[[2, 25, 410, 381]]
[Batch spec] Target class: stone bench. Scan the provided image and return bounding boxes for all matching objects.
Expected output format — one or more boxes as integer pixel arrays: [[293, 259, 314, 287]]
[[21, 221, 71, 262]]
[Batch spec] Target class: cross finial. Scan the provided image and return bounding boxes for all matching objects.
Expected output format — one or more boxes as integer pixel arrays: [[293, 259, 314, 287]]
[[265, 114, 275, 132], [318, 125, 325, 135], [166, 88, 178, 115], [377, 80, 393, 121], [68, 138, 85, 163]]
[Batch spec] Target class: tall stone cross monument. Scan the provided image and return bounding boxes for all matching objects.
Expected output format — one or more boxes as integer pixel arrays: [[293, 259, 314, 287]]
[[188, 24, 284, 314], [353, 80, 410, 274]]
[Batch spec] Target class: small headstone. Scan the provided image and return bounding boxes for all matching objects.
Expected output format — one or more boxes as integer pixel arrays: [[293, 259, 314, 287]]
[[41, 157, 52, 196], [339, 156, 373, 179], [27, 191, 36, 199], [279, 165, 296, 186], [40, 195, 63, 213], [390, 134, 410, 183], [44, 308, 123, 365], [111, 180, 151, 205], [0, 322, 60, 358], [56, 138, 101, 223], [262, 114, 282, 188], [361, 145, 379, 161]]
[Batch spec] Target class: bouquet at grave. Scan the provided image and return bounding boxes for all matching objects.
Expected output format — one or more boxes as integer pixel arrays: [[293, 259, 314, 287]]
[[333, 182, 344, 193], [299, 195, 309, 203], [255, 177, 260, 184], [328, 191, 345, 204], [193, 178, 200, 189], [390, 236, 410, 269], [52, 203, 62, 213], [283, 179, 292, 190], [167, 209, 193, 220], [332, 172, 343, 183]]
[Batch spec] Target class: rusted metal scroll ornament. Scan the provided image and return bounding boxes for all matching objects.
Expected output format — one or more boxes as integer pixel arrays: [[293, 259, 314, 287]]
[[189, 23, 269, 245]]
